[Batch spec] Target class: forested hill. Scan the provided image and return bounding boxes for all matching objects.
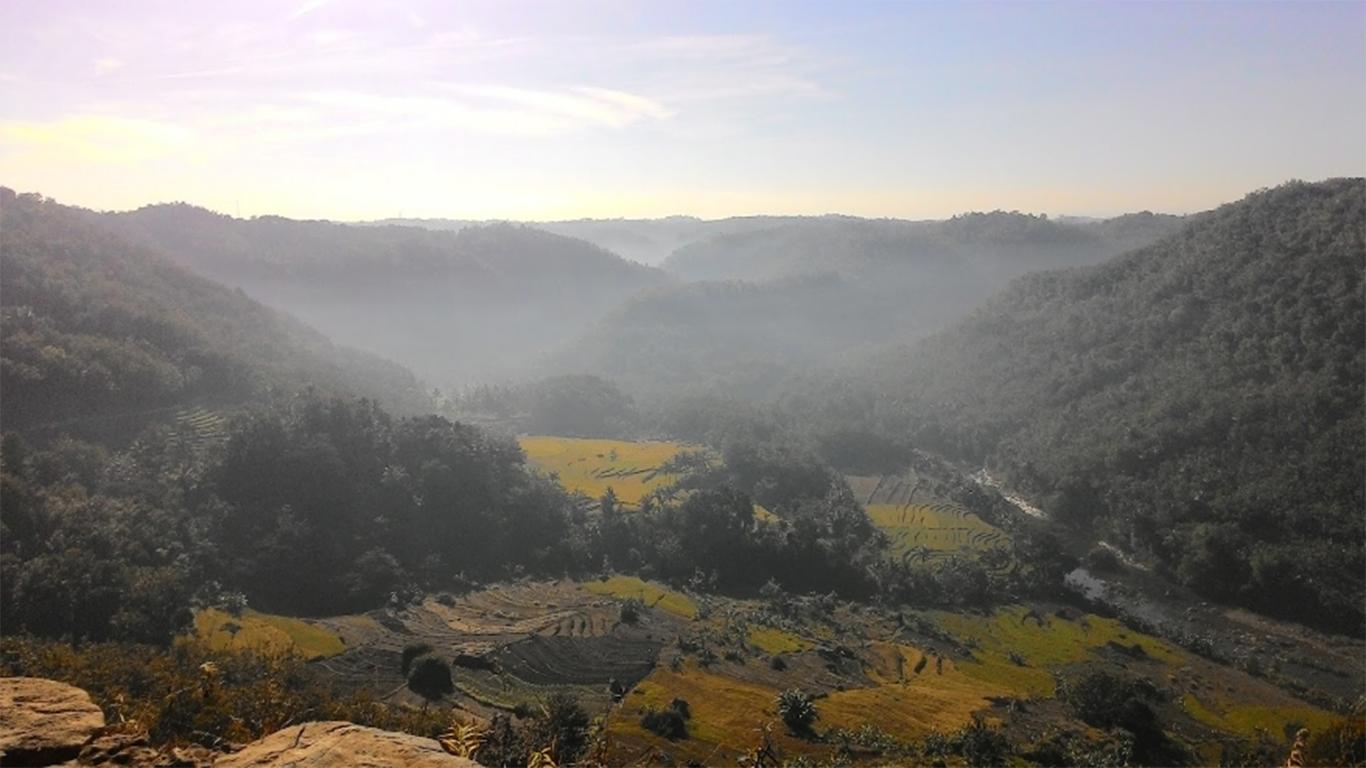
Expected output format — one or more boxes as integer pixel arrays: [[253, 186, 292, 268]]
[[868, 178, 1365, 634], [661, 211, 1184, 283], [0, 188, 431, 433], [102, 205, 668, 384], [545, 212, 1183, 400]]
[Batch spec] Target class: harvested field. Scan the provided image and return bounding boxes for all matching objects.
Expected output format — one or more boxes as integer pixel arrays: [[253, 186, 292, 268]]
[[496, 634, 661, 686], [428, 581, 616, 636]]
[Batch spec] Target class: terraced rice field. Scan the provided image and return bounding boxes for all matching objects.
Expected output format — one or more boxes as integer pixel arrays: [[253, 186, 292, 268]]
[[866, 502, 1007, 562], [187, 580, 1338, 764], [518, 436, 691, 505], [496, 634, 661, 685], [190, 608, 345, 660]]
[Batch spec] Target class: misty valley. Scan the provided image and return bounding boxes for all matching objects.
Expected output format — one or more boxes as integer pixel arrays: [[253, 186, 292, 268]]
[[1, 178, 1362, 767]]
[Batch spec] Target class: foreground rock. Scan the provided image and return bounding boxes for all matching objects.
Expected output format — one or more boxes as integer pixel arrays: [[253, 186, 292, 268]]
[[214, 722, 478, 768], [0, 676, 106, 765]]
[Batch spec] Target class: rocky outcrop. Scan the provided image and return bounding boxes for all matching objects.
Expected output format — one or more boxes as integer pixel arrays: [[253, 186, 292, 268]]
[[0, 676, 106, 765], [213, 721, 479, 767], [0, 678, 476, 767]]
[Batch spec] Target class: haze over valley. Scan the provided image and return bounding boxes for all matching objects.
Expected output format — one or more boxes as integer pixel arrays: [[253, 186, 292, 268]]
[[1, 2, 1363, 767]]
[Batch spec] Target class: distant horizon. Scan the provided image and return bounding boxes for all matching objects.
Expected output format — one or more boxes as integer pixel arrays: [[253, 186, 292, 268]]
[[14, 175, 1363, 226]]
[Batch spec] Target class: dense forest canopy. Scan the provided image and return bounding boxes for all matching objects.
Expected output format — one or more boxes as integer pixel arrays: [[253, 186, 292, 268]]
[[862, 179, 1366, 633], [0, 188, 430, 432]]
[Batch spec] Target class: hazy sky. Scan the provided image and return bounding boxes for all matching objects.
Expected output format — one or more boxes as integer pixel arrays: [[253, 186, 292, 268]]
[[2, 1, 1363, 220]]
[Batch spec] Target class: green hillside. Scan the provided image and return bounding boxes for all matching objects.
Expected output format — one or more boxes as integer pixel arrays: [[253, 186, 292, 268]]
[[870, 179, 1365, 633], [0, 188, 430, 435]]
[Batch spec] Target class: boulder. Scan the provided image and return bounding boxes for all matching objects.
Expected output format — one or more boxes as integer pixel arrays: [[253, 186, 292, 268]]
[[0, 676, 106, 765], [214, 722, 479, 767]]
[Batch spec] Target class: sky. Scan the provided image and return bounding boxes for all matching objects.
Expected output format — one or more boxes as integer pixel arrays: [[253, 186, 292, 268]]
[[1, 0, 1363, 221]]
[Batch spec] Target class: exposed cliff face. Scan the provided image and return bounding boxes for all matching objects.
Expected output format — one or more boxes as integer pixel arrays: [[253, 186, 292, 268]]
[[0, 677, 105, 765], [0, 678, 477, 768], [213, 722, 479, 768]]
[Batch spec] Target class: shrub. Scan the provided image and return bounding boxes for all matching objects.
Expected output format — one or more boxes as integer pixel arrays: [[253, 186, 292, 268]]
[[1307, 716, 1366, 766], [531, 692, 590, 765], [640, 707, 688, 740], [956, 715, 1010, 767], [407, 655, 454, 704], [776, 689, 819, 736], [401, 643, 434, 676], [619, 597, 645, 625]]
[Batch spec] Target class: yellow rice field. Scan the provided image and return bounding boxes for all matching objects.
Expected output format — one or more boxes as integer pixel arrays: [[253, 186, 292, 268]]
[[190, 608, 345, 660], [518, 436, 691, 505], [866, 502, 1007, 561]]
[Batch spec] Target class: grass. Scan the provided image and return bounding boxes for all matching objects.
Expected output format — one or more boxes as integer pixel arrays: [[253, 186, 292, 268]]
[[865, 502, 1007, 562], [819, 640, 1007, 736], [518, 436, 691, 505], [929, 605, 1181, 697], [583, 575, 698, 620], [1182, 693, 1335, 740], [608, 660, 788, 764], [746, 626, 808, 655], [190, 608, 346, 660]]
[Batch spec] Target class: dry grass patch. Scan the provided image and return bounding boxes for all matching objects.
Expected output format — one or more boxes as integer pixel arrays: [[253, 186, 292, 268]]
[[746, 626, 808, 655]]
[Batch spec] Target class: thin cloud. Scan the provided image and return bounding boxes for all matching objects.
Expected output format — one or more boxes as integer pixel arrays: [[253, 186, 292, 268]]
[[451, 84, 672, 128], [289, 0, 332, 20]]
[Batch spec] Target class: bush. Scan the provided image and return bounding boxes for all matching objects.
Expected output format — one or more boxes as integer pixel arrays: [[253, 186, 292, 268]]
[[776, 689, 819, 736], [619, 597, 645, 625], [1307, 716, 1366, 766], [401, 643, 434, 676], [406, 655, 453, 703], [1057, 668, 1184, 765], [640, 707, 688, 740], [530, 692, 590, 764], [956, 715, 1009, 767]]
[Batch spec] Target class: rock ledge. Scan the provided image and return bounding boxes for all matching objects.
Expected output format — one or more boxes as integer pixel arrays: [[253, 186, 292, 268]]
[[214, 721, 479, 767], [0, 676, 106, 765]]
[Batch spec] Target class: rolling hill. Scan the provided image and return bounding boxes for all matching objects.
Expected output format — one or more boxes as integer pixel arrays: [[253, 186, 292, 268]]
[[547, 212, 1183, 399], [102, 206, 669, 385], [0, 188, 430, 435]]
